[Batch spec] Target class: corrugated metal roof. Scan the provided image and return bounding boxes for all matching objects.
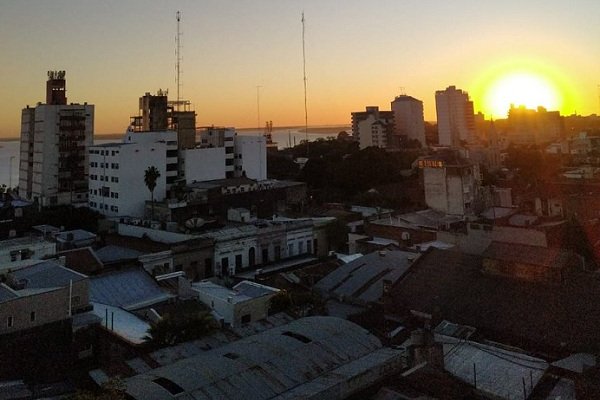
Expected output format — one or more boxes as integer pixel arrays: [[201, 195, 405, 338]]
[[482, 241, 570, 268], [315, 250, 417, 303], [125, 316, 384, 400], [90, 268, 173, 310], [95, 245, 144, 264], [9, 260, 87, 289], [440, 335, 548, 400]]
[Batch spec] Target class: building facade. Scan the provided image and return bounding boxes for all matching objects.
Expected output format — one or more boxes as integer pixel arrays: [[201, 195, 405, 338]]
[[87, 131, 176, 217], [435, 86, 475, 147], [419, 151, 481, 216], [19, 71, 94, 207], [391, 95, 426, 147], [351, 106, 395, 149]]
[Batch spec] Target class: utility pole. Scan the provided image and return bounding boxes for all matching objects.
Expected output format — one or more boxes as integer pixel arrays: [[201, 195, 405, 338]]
[[256, 85, 262, 134], [175, 11, 182, 111], [302, 12, 309, 156]]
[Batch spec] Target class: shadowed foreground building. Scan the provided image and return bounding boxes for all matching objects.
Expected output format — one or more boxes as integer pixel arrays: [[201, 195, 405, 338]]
[[122, 316, 406, 400]]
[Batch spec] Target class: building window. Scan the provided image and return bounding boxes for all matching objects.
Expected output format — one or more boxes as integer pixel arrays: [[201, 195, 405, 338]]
[[235, 254, 243, 269], [241, 314, 251, 325], [307, 240, 312, 254], [288, 243, 294, 256], [30, 311, 36, 322], [7, 316, 13, 328], [299, 241, 304, 254]]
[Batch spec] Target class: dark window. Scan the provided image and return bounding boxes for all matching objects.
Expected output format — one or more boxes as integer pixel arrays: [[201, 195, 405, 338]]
[[248, 247, 256, 267], [241, 314, 251, 324], [235, 254, 242, 269], [225, 158, 234, 166], [262, 248, 269, 264], [166, 163, 178, 171], [166, 176, 177, 184], [204, 258, 213, 278], [30, 311, 36, 322], [7, 316, 13, 328], [166, 149, 178, 158]]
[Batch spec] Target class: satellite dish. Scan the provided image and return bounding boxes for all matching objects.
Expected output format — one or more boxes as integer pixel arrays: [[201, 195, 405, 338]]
[[185, 217, 205, 229]]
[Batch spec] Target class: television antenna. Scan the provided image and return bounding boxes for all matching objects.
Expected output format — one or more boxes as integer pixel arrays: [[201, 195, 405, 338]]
[[302, 12, 309, 156], [175, 11, 182, 111]]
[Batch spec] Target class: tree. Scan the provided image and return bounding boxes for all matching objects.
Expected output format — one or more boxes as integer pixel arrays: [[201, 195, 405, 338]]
[[145, 308, 216, 347], [144, 166, 161, 220]]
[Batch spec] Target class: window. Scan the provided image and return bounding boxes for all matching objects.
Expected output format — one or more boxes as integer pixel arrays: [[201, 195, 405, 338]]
[[299, 241, 304, 254], [7, 316, 13, 328], [235, 254, 242, 269], [307, 240, 312, 254], [241, 314, 251, 324], [30, 311, 36, 322]]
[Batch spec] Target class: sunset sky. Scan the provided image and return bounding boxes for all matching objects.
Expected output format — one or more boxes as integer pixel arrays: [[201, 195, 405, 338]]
[[0, 0, 598, 138]]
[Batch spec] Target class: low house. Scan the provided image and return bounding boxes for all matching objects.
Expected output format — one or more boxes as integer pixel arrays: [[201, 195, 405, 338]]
[[192, 280, 279, 327]]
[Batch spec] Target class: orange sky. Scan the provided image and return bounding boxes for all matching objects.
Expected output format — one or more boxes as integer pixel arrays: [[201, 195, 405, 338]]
[[0, 0, 598, 138]]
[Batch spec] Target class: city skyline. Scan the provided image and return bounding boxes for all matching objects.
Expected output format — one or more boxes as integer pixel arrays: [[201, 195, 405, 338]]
[[0, 0, 599, 138]]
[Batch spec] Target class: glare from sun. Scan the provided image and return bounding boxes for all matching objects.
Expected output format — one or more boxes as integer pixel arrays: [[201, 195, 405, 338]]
[[485, 72, 560, 117]]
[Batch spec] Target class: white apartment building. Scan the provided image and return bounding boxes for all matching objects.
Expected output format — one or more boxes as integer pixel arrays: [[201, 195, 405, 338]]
[[351, 107, 395, 150], [87, 131, 177, 217], [19, 71, 94, 207], [234, 135, 267, 181], [435, 86, 476, 147], [391, 95, 426, 147], [198, 127, 236, 178]]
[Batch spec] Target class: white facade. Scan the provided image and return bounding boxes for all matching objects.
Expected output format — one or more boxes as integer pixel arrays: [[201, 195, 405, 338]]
[[183, 147, 227, 182], [234, 135, 267, 180], [88, 131, 176, 217], [199, 127, 236, 178], [435, 86, 475, 147], [391, 95, 426, 146], [19, 104, 94, 207], [358, 115, 388, 149], [423, 161, 480, 216], [192, 280, 279, 327]]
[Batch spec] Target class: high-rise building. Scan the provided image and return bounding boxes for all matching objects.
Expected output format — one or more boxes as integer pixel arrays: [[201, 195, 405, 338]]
[[435, 86, 475, 147], [19, 71, 94, 207], [391, 95, 426, 147], [351, 106, 394, 149], [506, 105, 564, 144]]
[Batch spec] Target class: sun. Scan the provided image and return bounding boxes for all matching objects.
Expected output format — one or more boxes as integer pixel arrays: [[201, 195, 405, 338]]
[[484, 72, 561, 117]]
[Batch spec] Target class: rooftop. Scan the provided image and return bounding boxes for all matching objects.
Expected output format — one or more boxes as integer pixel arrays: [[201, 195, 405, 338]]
[[315, 249, 419, 303], [90, 268, 174, 311], [482, 241, 571, 268], [192, 280, 279, 304], [123, 316, 400, 400], [9, 260, 87, 289], [392, 248, 600, 354]]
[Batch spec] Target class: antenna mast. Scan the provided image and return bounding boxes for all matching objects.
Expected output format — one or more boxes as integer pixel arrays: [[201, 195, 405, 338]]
[[302, 12, 309, 156], [176, 11, 182, 111]]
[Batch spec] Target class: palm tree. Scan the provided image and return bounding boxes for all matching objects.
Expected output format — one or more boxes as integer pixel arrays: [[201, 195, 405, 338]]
[[144, 166, 161, 220]]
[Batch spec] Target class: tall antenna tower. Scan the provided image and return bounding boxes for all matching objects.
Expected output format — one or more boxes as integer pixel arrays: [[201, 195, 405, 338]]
[[256, 85, 262, 133], [302, 12, 309, 156], [175, 11, 182, 111]]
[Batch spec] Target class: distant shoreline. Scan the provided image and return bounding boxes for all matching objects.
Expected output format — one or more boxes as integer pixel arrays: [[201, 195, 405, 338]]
[[0, 124, 352, 142]]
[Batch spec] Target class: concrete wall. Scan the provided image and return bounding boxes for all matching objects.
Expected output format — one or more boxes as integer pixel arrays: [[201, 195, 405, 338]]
[[0, 286, 69, 334], [235, 136, 267, 180], [438, 224, 548, 255], [183, 147, 226, 182]]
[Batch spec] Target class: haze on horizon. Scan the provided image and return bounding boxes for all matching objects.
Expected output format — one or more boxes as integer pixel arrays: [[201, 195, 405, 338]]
[[0, 0, 598, 138]]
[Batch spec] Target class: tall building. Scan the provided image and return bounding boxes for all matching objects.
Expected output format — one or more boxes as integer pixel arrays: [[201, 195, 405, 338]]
[[506, 105, 564, 144], [435, 86, 475, 147], [391, 95, 426, 147], [130, 91, 196, 150], [351, 106, 394, 149], [19, 71, 94, 207], [418, 150, 481, 216]]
